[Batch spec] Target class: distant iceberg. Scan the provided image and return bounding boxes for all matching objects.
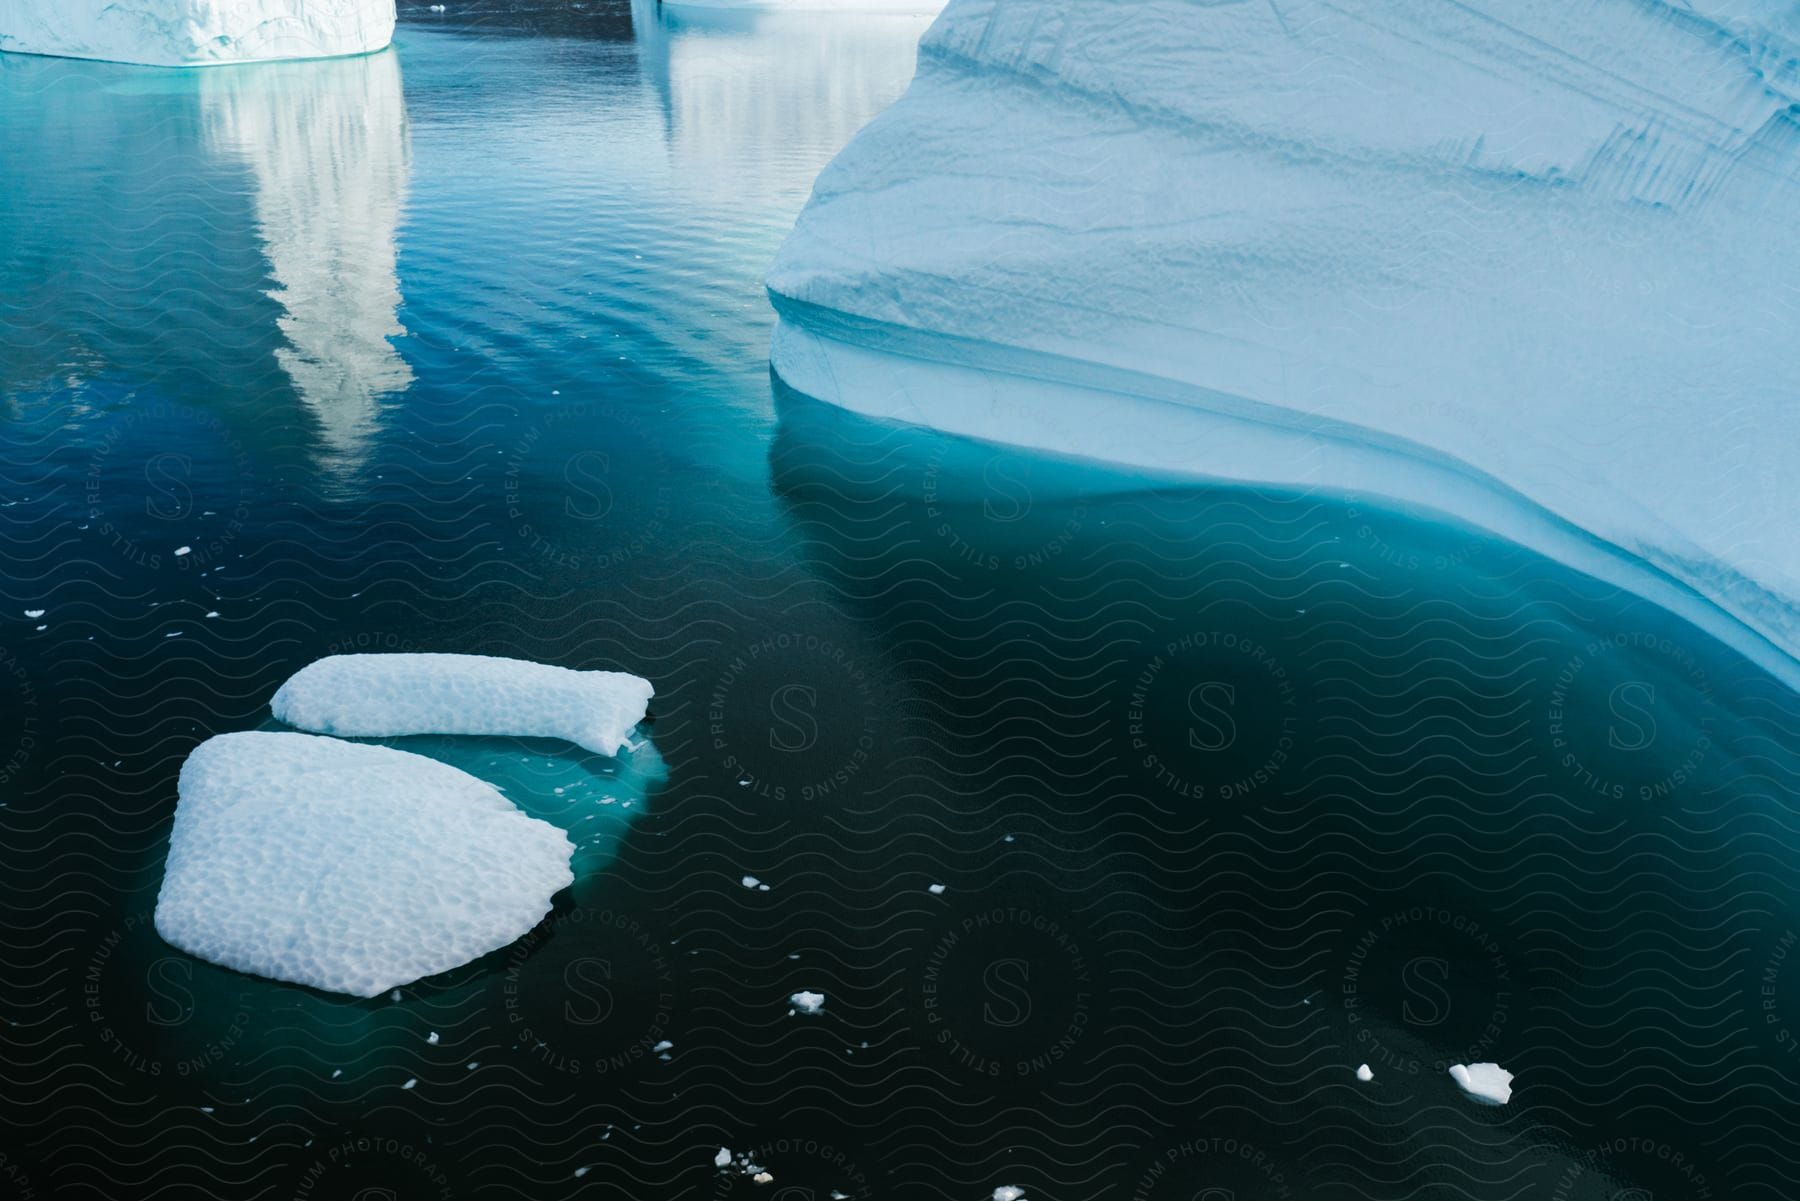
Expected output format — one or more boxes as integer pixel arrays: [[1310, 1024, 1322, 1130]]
[[0, 0, 394, 66], [769, 0, 1800, 682]]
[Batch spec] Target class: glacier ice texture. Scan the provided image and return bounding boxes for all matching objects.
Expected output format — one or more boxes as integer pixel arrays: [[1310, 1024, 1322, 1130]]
[[0, 0, 394, 67], [768, 0, 1800, 683], [154, 732, 573, 997], [271, 653, 655, 758]]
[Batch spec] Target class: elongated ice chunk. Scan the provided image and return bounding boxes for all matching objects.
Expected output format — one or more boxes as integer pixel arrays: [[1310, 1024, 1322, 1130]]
[[154, 732, 573, 997], [0, 0, 395, 66], [769, 0, 1800, 683], [271, 654, 653, 757]]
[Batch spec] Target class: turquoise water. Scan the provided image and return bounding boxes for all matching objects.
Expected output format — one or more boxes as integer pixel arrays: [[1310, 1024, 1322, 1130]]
[[3, 6, 1800, 1198]]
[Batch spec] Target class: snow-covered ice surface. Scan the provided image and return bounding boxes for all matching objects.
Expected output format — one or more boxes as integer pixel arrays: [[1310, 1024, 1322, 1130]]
[[154, 732, 573, 997], [271, 653, 654, 757], [1449, 1062, 1514, 1106], [769, 0, 1800, 684], [0, 0, 395, 66]]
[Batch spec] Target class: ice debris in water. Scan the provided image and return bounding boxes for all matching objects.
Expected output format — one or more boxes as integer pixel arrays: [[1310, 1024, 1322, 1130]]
[[716, 1148, 772, 1183], [271, 653, 653, 757], [22, 609, 43, 619], [153, 732, 573, 997], [1356, 1063, 1373, 1082], [993, 1188, 1026, 1201], [928, 883, 945, 894], [790, 990, 825, 1015], [1449, 1062, 1512, 1105]]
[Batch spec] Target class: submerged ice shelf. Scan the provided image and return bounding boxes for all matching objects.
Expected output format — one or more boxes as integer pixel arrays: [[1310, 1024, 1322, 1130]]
[[0, 0, 394, 66], [769, 0, 1800, 682]]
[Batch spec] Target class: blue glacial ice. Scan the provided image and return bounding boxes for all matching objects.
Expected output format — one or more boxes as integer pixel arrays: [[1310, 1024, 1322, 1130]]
[[768, 0, 1800, 682]]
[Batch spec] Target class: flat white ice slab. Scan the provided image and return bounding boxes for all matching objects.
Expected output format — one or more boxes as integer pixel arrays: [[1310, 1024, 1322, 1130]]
[[0, 0, 395, 67], [272, 653, 653, 758], [154, 732, 573, 997], [1448, 1062, 1513, 1106], [769, 0, 1800, 683]]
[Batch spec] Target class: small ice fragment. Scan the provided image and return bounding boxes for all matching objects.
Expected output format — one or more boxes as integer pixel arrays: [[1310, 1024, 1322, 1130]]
[[790, 990, 825, 1015], [753, 1173, 773, 1185], [427, 1031, 439, 1045], [653, 1040, 673, 1052], [994, 1188, 1026, 1201], [928, 883, 945, 894], [200, 1106, 214, 1113], [1448, 1062, 1512, 1105], [391, 989, 403, 1002], [23, 609, 43, 619], [714, 1147, 732, 1168], [574, 1166, 589, 1177], [741, 875, 762, 889], [466, 1061, 479, 1070], [401, 1077, 417, 1090], [174, 546, 191, 556], [331, 1069, 341, 1078], [205, 611, 220, 618], [1356, 1063, 1373, 1082]]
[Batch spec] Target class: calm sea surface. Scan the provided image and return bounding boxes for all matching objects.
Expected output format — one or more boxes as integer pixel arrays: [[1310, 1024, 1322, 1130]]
[[3, 5, 1799, 1198]]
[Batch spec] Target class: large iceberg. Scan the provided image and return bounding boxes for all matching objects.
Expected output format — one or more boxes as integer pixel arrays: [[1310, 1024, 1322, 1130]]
[[768, 1, 1800, 682], [0, 0, 394, 66], [155, 732, 573, 997]]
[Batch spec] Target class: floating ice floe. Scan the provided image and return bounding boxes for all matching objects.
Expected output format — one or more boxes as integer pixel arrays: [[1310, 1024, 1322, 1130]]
[[790, 990, 825, 1015], [1448, 1062, 1513, 1106], [714, 1147, 732, 1168], [993, 1187, 1026, 1201], [154, 732, 573, 997], [0, 0, 396, 66], [928, 883, 945, 894], [271, 653, 653, 757], [768, 0, 1800, 685], [1356, 1063, 1373, 1082], [22, 609, 43, 619]]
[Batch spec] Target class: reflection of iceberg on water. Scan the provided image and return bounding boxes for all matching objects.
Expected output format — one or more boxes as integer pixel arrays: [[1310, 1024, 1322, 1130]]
[[770, 0, 1800, 687], [202, 50, 413, 483], [632, 0, 938, 206], [0, 0, 395, 67]]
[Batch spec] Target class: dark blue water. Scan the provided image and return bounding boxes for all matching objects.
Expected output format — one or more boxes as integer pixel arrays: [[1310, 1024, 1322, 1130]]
[[3, 6, 1800, 1199]]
